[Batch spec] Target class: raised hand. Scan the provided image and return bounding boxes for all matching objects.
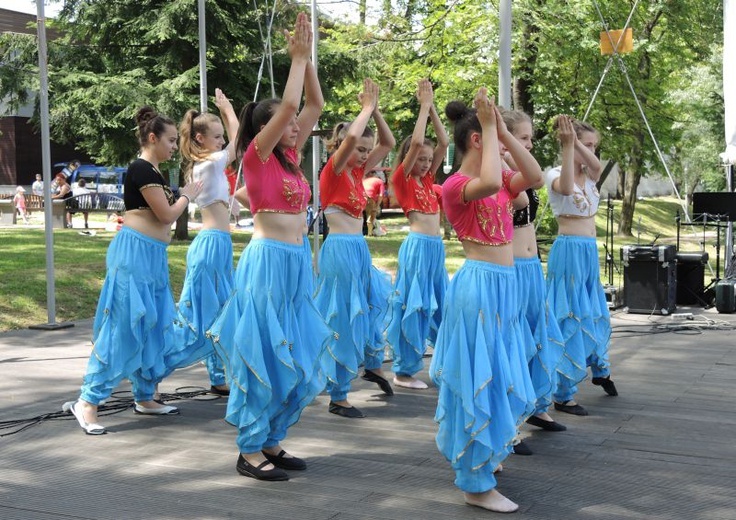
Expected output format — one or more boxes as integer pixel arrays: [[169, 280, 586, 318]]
[[555, 115, 576, 147], [493, 105, 511, 141], [286, 12, 312, 61], [214, 88, 233, 112], [416, 79, 434, 107], [358, 78, 379, 113], [474, 88, 496, 129]]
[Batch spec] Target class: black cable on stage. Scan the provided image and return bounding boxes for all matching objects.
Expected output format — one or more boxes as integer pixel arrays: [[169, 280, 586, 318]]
[[0, 386, 219, 438]]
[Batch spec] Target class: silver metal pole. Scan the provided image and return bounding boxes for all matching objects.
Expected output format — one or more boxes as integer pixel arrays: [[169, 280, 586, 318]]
[[311, 0, 321, 263], [498, 0, 512, 109], [726, 164, 734, 273], [30, 1, 72, 330], [198, 0, 207, 112]]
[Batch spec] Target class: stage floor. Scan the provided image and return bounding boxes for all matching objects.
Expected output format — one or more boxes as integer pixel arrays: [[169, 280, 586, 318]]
[[1, 307, 735, 519]]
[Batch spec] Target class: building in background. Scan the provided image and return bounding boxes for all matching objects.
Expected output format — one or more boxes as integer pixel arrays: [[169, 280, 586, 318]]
[[0, 8, 89, 187]]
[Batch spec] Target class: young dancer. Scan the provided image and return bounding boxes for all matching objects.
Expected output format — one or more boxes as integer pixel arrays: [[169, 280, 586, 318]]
[[385, 79, 449, 390], [206, 13, 330, 481], [160, 88, 239, 395], [62, 106, 203, 435], [502, 110, 567, 457], [429, 90, 540, 513], [315, 78, 395, 418], [546, 116, 617, 417]]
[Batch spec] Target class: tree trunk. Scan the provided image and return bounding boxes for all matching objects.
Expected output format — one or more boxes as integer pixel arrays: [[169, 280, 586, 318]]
[[618, 134, 644, 236], [617, 166, 625, 199], [359, 0, 366, 24], [512, 6, 540, 117]]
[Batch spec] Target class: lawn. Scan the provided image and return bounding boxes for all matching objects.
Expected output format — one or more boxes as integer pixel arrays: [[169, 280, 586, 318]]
[[0, 196, 711, 332]]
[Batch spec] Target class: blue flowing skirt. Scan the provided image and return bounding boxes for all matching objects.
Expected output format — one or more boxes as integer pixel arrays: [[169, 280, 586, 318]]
[[546, 235, 611, 386], [314, 234, 392, 384], [80, 226, 178, 404], [207, 238, 333, 451], [165, 229, 233, 375], [386, 232, 448, 376], [430, 260, 536, 493], [515, 256, 565, 414]]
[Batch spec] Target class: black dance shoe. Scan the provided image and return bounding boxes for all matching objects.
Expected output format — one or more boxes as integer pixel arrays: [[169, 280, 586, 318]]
[[554, 401, 589, 416], [526, 415, 567, 432], [362, 370, 394, 396], [263, 449, 307, 471], [328, 401, 366, 418], [513, 440, 533, 455], [236, 454, 289, 481], [592, 376, 618, 396]]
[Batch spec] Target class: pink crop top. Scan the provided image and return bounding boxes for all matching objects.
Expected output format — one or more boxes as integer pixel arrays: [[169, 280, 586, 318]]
[[319, 156, 367, 219], [442, 170, 518, 246], [391, 163, 440, 217], [242, 139, 310, 214]]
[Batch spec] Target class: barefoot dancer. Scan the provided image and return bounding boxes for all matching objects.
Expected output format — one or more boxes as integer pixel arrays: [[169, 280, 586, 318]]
[[385, 79, 449, 390]]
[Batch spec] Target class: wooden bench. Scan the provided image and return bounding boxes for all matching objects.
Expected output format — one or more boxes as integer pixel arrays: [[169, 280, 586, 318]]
[[0, 193, 65, 226]]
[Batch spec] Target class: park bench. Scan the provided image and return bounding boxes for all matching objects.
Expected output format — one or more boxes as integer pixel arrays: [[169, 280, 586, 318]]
[[65, 192, 125, 213], [65, 193, 125, 228]]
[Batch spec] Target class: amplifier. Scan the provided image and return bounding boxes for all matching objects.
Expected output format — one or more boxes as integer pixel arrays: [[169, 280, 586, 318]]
[[715, 279, 736, 313], [621, 245, 677, 315], [621, 244, 677, 265], [675, 252, 708, 305]]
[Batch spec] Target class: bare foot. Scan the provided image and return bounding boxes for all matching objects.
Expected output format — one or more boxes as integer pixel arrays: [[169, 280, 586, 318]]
[[331, 399, 353, 408], [78, 399, 99, 424], [494, 464, 503, 474], [393, 375, 429, 389], [241, 451, 276, 471], [464, 489, 519, 513], [535, 412, 554, 422]]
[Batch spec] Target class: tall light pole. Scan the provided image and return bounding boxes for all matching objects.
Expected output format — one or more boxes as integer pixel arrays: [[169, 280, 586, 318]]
[[30, 0, 73, 330], [498, 0, 512, 109], [198, 0, 207, 112]]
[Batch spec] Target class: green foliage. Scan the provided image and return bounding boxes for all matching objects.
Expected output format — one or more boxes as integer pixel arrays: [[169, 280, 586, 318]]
[[0, 0, 356, 166]]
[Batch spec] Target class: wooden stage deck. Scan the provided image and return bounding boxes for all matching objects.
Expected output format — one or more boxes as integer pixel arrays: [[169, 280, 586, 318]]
[[1, 308, 735, 519]]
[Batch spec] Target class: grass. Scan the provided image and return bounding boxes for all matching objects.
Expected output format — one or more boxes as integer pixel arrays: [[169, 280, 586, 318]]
[[0, 196, 717, 331]]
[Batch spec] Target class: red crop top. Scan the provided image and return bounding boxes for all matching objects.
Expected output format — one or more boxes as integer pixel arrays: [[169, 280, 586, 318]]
[[319, 156, 367, 219], [391, 163, 440, 217], [442, 170, 519, 246], [242, 139, 310, 214]]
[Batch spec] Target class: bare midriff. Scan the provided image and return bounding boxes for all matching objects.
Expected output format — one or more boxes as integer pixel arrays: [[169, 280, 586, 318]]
[[200, 201, 231, 232], [253, 211, 308, 245], [407, 211, 441, 236], [325, 208, 363, 235], [556, 215, 597, 237], [124, 209, 173, 243], [512, 224, 538, 258], [463, 241, 514, 266]]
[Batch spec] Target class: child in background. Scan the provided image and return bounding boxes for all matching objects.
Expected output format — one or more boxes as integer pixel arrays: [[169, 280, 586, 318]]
[[14, 186, 29, 224]]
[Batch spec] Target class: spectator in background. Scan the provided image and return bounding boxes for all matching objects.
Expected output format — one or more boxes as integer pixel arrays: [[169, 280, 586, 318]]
[[362, 169, 386, 236], [32, 174, 44, 196], [61, 160, 81, 183], [71, 178, 92, 229]]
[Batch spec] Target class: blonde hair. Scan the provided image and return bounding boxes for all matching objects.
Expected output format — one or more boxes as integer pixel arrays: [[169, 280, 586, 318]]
[[179, 109, 223, 182], [325, 121, 374, 154], [499, 109, 532, 135]]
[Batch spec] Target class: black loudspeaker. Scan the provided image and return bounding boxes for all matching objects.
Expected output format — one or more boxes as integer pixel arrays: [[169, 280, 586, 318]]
[[715, 279, 736, 313], [621, 245, 677, 315], [675, 252, 708, 305], [692, 192, 736, 221]]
